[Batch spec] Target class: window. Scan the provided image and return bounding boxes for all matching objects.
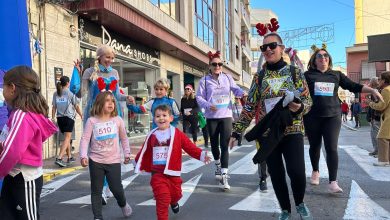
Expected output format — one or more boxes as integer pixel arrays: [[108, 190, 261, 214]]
[[224, 0, 232, 62], [149, 0, 178, 20], [194, 0, 217, 48]]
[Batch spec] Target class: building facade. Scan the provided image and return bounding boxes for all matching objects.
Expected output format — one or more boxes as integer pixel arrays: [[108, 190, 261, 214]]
[[26, 0, 253, 158]]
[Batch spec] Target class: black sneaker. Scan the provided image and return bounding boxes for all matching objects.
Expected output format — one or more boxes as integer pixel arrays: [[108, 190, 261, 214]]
[[171, 203, 180, 214], [368, 151, 378, 157], [55, 158, 67, 167], [259, 179, 268, 192], [67, 157, 76, 163]]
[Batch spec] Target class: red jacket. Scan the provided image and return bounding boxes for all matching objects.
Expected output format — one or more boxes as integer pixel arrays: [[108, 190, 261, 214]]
[[134, 126, 207, 176]]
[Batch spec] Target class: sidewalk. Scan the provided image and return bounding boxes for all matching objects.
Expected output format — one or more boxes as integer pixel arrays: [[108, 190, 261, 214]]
[[43, 137, 206, 183]]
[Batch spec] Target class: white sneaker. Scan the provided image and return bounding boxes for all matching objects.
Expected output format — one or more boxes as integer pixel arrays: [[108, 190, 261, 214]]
[[220, 173, 230, 190], [121, 202, 132, 217]]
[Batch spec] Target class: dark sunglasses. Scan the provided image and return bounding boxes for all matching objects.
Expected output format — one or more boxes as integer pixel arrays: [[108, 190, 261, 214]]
[[260, 42, 283, 52], [211, 62, 223, 67], [316, 53, 329, 59]]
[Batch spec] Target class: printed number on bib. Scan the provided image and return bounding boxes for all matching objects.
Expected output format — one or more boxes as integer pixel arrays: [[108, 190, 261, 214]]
[[153, 146, 169, 165], [264, 97, 282, 113], [314, 82, 334, 96], [56, 97, 68, 105], [212, 94, 230, 109], [93, 121, 117, 141]]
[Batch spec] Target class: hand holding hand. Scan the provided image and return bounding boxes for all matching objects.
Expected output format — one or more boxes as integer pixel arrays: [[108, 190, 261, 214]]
[[127, 96, 135, 105], [81, 158, 88, 167]]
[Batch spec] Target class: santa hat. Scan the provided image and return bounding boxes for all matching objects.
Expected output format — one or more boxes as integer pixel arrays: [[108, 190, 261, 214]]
[[185, 84, 193, 90]]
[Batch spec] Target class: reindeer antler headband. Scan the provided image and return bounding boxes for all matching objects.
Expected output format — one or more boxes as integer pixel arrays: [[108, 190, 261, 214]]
[[255, 18, 280, 36], [207, 51, 221, 61], [311, 43, 327, 52]]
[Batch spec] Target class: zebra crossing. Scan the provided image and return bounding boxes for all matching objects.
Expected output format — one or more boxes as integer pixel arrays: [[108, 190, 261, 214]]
[[41, 144, 390, 220]]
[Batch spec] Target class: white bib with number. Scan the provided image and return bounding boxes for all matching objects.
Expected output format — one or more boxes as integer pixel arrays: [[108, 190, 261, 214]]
[[314, 82, 334, 96], [93, 121, 117, 141], [56, 97, 68, 105], [264, 97, 282, 113], [153, 146, 169, 165], [212, 94, 230, 109]]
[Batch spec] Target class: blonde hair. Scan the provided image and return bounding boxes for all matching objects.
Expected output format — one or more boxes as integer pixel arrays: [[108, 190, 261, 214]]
[[90, 91, 118, 117], [94, 45, 116, 73], [154, 78, 170, 90]]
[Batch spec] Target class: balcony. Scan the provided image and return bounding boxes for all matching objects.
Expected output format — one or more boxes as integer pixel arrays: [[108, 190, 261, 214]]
[[241, 2, 251, 31]]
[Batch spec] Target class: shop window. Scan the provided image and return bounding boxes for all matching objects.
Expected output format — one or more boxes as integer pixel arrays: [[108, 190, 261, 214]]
[[149, 0, 179, 21], [194, 0, 217, 48]]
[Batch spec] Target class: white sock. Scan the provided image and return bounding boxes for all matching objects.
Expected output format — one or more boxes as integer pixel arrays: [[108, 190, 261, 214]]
[[215, 160, 221, 165], [221, 168, 228, 174]]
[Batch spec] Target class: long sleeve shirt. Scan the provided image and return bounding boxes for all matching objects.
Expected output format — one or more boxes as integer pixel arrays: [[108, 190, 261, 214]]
[[304, 69, 363, 117], [196, 73, 244, 119], [80, 116, 130, 164], [233, 61, 312, 135]]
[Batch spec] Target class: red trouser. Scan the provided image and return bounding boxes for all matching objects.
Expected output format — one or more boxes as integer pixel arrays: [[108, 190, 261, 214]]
[[150, 173, 183, 220]]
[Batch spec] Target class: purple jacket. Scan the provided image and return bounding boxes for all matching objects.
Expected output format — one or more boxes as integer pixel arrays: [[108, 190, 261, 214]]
[[196, 73, 244, 119], [0, 109, 57, 177]]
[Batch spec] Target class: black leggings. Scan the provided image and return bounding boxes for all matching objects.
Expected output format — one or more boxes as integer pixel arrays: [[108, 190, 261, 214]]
[[202, 126, 209, 146], [304, 115, 341, 182], [207, 118, 232, 168], [89, 159, 127, 219], [183, 116, 198, 142], [266, 134, 306, 212]]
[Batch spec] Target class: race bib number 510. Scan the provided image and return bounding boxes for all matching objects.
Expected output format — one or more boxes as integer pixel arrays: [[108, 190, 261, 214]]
[[93, 121, 117, 141]]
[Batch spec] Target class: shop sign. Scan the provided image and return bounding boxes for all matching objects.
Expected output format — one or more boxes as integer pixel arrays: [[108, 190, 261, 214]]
[[79, 19, 160, 66], [183, 64, 204, 77]]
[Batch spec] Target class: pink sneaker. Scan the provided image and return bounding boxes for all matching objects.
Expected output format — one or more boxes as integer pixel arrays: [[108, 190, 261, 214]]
[[328, 181, 343, 193], [121, 203, 132, 217], [310, 171, 320, 185]]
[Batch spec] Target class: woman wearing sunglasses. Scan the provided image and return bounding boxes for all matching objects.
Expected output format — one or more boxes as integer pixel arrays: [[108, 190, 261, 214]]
[[181, 84, 200, 143], [303, 48, 382, 194], [230, 32, 313, 220], [196, 51, 244, 191]]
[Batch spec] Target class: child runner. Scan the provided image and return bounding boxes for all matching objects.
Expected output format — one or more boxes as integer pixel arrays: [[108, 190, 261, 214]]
[[80, 91, 132, 220], [0, 66, 57, 219], [134, 104, 210, 220], [127, 78, 180, 129]]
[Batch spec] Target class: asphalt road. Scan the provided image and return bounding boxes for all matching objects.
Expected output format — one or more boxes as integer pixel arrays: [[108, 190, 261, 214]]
[[40, 124, 390, 220]]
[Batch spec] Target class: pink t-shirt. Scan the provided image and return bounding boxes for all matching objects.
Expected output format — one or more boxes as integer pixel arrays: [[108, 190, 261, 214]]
[[80, 116, 130, 164]]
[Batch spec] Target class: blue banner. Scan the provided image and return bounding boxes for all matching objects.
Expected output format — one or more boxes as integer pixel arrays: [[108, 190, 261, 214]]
[[0, 0, 32, 70]]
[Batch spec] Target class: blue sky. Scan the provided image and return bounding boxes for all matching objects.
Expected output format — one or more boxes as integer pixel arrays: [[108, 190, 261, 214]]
[[250, 0, 356, 67]]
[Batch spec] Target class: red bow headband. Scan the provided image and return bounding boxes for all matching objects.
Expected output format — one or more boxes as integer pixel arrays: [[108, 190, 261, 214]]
[[97, 77, 118, 93], [255, 18, 280, 36], [207, 51, 221, 61]]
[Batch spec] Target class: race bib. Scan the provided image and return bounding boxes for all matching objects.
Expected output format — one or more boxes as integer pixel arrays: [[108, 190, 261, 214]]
[[56, 97, 68, 105], [0, 124, 9, 142], [93, 121, 117, 141], [314, 82, 334, 96], [153, 146, 169, 165], [264, 97, 282, 113], [212, 94, 230, 109]]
